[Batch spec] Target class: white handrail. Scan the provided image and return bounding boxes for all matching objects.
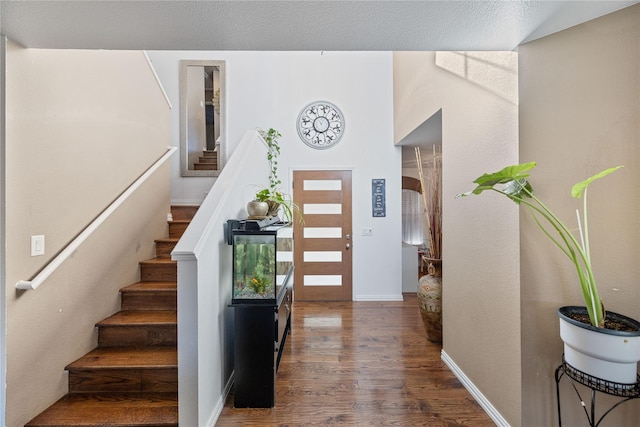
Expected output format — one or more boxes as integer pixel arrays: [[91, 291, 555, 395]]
[[143, 51, 172, 110], [16, 147, 177, 290]]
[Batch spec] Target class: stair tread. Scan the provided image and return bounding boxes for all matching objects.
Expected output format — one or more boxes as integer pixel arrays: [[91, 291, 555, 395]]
[[170, 205, 199, 221], [139, 257, 175, 265], [155, 238, 179, 243], [67, 347, 177, 370], [25, 392, 177, 427], [121, 281, 177, 292], [98, 310, 177, 326]]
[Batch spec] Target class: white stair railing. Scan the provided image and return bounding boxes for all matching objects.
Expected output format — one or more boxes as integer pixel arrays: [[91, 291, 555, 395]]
[[172, 130, 269, 426], [16, 147, 177, 290]]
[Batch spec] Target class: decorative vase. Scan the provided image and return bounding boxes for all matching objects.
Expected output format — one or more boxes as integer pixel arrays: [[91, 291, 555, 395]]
[[266, 200, 280, 217], [558, 306, 640, 384], [246, 200, 268, 218], [417, 258, 442, 343]]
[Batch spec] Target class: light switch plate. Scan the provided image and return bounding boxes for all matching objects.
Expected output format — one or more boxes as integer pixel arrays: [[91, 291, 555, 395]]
[[31, 235, 45, 256]]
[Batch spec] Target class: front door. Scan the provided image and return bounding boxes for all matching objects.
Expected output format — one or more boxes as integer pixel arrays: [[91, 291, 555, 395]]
[[293, 170, 352, 301]]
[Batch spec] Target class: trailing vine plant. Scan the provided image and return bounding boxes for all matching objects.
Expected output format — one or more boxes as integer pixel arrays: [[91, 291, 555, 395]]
[[258, 128, 282, 195], [255, 128, 300, 223]]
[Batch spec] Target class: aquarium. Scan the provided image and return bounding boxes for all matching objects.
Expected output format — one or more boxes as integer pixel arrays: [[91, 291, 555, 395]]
[[231, 224, 293, 304]]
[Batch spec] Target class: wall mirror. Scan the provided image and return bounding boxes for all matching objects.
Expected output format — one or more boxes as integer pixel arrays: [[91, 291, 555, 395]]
[[180, 60, 226, 177]]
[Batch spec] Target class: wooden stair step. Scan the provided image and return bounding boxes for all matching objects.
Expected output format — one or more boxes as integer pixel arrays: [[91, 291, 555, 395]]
[[98, 310, 177, 326], [139, 258, 176, 282], [97, 311, 177, 347], [168, 219, 190, 238], [198, 156, 216, 163], [67, 347, 177, 393], [120, 281, 177, 310], [121, 281, 177, 292], [155, 238, 179, 258], [193, 163, 216, 170], [67, 347, 177, 370], [170, 205, 199, 221], [201, 150, 216, 157], [25, 392, 178, 427]]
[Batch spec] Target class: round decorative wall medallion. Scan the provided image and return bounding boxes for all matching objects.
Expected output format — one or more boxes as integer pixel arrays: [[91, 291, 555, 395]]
[[296, 101, 345, 149]]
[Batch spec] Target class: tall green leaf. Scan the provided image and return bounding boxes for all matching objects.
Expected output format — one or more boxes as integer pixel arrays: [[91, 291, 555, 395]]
[[571, 166, 623, 198]]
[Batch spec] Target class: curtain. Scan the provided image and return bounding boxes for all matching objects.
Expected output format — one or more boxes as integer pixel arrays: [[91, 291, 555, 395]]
[[402, 189, 424, 245]]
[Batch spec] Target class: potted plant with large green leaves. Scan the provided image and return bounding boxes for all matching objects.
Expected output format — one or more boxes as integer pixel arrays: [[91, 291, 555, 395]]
[[459, 162, 640, 384]]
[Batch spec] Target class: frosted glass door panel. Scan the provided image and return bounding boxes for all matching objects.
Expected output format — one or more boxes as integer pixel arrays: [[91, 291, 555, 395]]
[[304, 275, 342, 286], [303, 227, 342, 239], [303, 180, 342, 191], [303, 203, 342, 215], [304, 251, 343, 262]]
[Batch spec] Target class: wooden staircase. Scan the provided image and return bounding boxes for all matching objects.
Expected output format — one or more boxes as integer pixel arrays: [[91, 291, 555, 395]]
[[26, 206, 198, 427], [193, 149, 218, 171]]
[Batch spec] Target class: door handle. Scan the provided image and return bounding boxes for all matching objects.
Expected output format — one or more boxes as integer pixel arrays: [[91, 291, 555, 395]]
[[345, 243, 350, 250], [345, 234, 351, 240]]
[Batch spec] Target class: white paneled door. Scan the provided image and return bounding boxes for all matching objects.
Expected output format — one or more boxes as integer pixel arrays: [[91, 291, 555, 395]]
[[293, 170, 352, 301]]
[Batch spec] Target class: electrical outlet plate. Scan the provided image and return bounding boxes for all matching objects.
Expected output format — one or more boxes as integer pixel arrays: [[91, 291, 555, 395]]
[[31, 235, 45, 256]]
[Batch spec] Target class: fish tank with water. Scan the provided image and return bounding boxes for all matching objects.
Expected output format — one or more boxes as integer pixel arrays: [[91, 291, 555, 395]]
[[231, 223, 293, 304]]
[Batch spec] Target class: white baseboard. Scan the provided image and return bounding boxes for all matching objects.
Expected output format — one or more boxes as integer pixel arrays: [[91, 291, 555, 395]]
[[441, 350, 510, 427], [353, 294, 404, 301], [207, 371, 235, 427], [171, 198, 203, 206]]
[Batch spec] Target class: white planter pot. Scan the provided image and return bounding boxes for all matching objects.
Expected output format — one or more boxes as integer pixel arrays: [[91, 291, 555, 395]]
[[558, 306, 640, 384]]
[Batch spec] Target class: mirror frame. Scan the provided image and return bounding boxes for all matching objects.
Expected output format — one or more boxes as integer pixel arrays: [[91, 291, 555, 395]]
[[179, 59, 226, 177]]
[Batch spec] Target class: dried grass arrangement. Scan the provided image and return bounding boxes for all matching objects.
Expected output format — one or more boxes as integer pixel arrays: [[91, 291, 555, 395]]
[[415, 146, 442, 260]]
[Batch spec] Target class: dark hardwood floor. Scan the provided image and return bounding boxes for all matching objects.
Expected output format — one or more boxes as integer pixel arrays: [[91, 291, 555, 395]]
[[217, 294, 494, 426]]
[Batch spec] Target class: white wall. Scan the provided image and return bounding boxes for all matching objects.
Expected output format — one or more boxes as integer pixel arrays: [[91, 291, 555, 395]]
[[519, 6, 640, 426], [148, 50, 402, 301], [5, 42, 171, 426], [394, 51, 520, 425], [0, 36, 7, 427], [402, 243, 418, 292]]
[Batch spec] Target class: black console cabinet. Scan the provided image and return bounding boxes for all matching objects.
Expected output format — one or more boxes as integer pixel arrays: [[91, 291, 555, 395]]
[[228, 220, 294, 408], [232, 284, 293, 408]]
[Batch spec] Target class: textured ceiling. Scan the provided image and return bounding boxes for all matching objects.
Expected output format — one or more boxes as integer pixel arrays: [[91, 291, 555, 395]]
[[1, 1, 637, 51], [3, 0, 636, 158]]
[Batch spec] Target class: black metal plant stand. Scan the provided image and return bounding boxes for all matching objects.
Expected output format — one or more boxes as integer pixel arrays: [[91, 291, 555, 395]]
[[555, 355, 640, 427]]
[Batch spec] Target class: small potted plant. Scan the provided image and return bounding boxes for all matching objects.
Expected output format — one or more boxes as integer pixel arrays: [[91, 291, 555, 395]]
[[459, 162, 640, 384]]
